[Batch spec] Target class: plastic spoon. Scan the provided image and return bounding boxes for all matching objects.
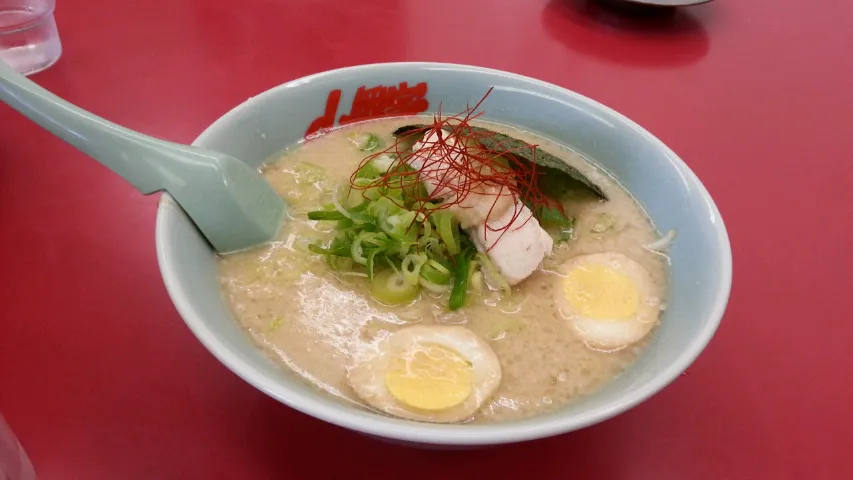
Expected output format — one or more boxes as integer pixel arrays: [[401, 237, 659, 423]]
[[0, 60, 285, 253]]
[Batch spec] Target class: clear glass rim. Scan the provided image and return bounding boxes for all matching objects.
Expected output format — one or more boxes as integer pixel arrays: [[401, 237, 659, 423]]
[[0, 0, 56, 35]]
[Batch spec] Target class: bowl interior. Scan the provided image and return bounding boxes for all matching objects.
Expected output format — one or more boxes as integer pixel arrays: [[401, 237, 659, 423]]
[[156, 63, 731, 444]]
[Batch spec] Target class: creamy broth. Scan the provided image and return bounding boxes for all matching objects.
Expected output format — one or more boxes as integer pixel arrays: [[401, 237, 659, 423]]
[[218, 117, 667, 423]]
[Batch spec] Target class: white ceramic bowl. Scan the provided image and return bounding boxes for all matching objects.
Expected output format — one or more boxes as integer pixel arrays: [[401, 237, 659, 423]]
[[156, 63, 732, 446]]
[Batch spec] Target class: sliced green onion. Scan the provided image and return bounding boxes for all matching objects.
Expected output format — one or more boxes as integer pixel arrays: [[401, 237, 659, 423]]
[[348, 132, 382, 152], [348, 202, 371, 214], [645, 229, 677, 251], [380, 211, 418, 241], [333, 205, 372, 225], [418, 234, 439, 251], [371, 269, 421, 305], [329, 256, 354, 271], [307, 210, 347, 221], [305, 157, 487, 312], [308, 244, 351, 257], [468, 261, 479, 284], [351, 239, 367, 265], [420, 260, 452, 285], [351, 177, 382, 203], [385, 253, 401, 275], [338, 271, 368, 278], [366, 196, 404, 219], [449, 247, 476, 310], [401, 253, 428, 286], [421, 237, 451, 267], [351, 178, 373, 188], [476, 252, 511, 296], [329, 228, 356, 251], [332, 198, 354, 220], [421, 216, 432, 238], [436, 211, 461, 255], [537, 205, 573, 229], [360, 222, 379, 234], [351, 232, 389, 265], [354, 161, 381, 180], [293, 162, 327, 184], [341, 186, 368, 209], [429, 259, 451, 275], [417, 201, 439, 213], [367, 251, 378, 281], [343, 187, 362, 206], [350, 213, 374, 225], [470, 271, 484, 293], [372, 154, 396, 172], [590, 213, 615, 234], [385, 162, 427, 204], [364, 187, 382, 201], [381, 238, 406, 258], [420, 277, 451, 293], [351, 180, 380, 199]]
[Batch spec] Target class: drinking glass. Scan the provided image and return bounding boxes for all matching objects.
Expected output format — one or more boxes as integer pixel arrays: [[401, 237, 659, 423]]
[[0, 0, 61, 75], [0, 414, 35, 480]]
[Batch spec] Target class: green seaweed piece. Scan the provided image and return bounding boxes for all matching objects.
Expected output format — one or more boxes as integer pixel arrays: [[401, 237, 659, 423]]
[[392, 124, 607, 200]]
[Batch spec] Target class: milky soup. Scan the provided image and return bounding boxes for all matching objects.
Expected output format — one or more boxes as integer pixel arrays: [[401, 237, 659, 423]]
[[217, 116, 669, 424]]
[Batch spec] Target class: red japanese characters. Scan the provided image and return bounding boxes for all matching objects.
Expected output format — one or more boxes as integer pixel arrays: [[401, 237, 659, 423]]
[[305, 82, 429, 138]]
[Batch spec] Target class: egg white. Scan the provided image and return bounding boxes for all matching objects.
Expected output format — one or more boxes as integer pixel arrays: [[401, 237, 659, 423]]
[[558, 252, 661, 349], [347, 325, 502, 423]]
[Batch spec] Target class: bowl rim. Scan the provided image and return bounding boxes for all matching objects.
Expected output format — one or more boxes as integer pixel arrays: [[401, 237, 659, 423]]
[[155, 62, 732, 445]]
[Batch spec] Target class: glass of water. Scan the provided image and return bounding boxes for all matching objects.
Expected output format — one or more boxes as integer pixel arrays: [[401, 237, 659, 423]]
[[0, 0, 61, 75], [0, 415, 35, 480]]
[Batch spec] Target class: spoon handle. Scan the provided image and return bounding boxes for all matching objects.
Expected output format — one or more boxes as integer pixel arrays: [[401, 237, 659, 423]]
[[0, 60, 201, 194], [0, 59, 286, 253]]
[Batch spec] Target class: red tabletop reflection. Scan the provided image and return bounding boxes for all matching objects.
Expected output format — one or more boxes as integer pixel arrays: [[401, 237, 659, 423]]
[[1, 0, 851, 478]]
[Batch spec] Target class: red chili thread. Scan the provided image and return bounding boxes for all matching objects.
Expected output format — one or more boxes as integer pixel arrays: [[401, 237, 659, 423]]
[[348, 88, 560, 252]]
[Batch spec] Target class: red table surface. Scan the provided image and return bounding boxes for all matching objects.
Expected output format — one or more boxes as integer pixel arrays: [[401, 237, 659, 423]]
[[1, 0, 851, 478]]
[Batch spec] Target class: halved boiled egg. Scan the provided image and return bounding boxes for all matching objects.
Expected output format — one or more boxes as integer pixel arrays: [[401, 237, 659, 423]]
[[347, 325, 501, 423], [558, 252, 661, 349]]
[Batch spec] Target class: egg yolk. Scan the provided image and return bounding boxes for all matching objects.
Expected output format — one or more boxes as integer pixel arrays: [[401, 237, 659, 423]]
[[564, 264, 640, 320], [385, 343, 473, 411]]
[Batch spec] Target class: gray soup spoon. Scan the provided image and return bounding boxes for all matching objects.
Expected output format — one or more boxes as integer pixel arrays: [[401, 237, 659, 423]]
[[0, 60, 285, 254]]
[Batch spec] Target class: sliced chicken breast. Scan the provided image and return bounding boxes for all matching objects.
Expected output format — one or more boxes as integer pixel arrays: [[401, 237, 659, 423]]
[[407, 129, 553, 285], [408, 129, 513, 228], [467, 203, 553, 285]]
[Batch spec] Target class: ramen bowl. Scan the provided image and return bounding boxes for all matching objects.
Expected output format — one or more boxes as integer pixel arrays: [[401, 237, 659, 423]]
[[155, 63, 732, 446]]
